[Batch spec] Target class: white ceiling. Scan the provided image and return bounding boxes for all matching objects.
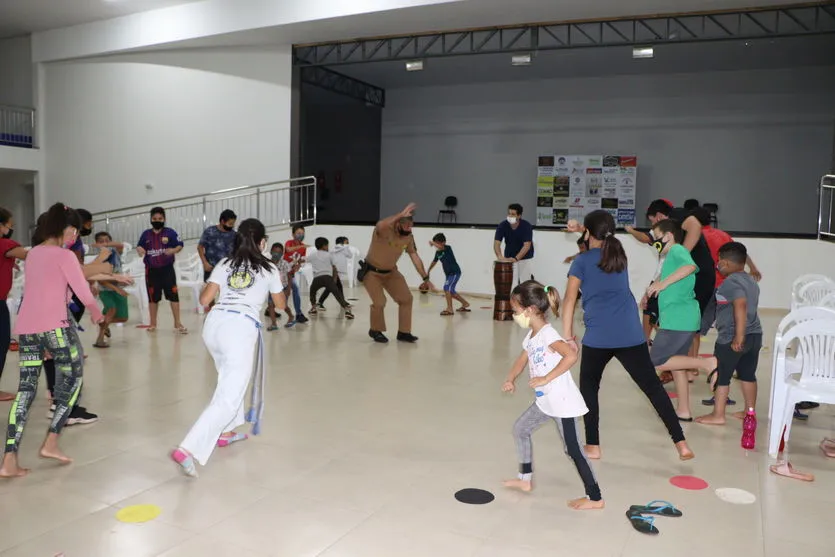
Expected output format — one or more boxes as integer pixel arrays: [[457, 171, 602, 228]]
[[0, 0, 203, 39], [1, 0, 824, 48], [160, 0, 822, 50]]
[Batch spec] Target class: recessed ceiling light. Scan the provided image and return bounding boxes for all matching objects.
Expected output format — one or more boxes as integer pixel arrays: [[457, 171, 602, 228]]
[[632, 46, 654, 59], [511, 53, 532, 66], [405, 60, 424, 72]]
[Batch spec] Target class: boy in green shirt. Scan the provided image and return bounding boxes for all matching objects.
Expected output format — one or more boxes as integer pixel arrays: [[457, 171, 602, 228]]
[[646, 220, 717, 421]]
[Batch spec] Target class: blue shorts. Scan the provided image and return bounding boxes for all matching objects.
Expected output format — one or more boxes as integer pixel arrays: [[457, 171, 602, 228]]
[[444, 274, 461, 294]]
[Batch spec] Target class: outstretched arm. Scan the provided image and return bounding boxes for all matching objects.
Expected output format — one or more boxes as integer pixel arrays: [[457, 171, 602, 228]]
[[624, 225, 652, 244], [502, 350, 530, 393], [647, 264, 697, 297], [376, 203, 416, 233]]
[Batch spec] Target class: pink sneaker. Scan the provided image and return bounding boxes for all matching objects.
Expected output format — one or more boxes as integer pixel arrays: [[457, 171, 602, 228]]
[[171, 448, 198, 478], [217, 433, 248, 447]]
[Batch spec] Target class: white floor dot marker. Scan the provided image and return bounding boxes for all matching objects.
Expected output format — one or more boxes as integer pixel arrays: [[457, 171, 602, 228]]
[[715, 487, 756, 505]]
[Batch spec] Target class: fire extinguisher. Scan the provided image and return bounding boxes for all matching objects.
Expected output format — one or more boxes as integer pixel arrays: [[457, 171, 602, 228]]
[[317, 171, 328, 200], [335, 171, 343, 194]]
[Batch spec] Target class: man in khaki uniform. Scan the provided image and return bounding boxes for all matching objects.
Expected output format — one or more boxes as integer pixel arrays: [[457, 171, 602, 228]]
[[364, 203, 431, 343]]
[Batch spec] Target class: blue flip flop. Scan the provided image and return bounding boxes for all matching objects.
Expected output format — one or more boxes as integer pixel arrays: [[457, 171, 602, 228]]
[[626, 510, 659, 535], [628, 500, 683, 517]]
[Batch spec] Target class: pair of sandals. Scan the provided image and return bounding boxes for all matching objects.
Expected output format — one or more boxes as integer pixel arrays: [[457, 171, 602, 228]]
[[626, 500, 682, 535], [440, 307, 471, 316]]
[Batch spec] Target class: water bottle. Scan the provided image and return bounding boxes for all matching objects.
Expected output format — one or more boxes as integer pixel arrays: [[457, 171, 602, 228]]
[[741, 408, 757, 450]]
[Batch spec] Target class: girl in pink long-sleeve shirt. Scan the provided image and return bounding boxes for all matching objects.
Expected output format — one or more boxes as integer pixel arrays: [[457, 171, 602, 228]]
[[0, 204, 104, 478]]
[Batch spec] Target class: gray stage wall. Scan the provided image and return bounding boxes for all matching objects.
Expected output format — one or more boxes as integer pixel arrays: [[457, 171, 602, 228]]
[[379, 66, 835, 233], [300, 84, 382, 224]]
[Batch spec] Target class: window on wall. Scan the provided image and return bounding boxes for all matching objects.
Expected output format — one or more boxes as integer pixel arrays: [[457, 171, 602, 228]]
[[819, 174, 835, 243]]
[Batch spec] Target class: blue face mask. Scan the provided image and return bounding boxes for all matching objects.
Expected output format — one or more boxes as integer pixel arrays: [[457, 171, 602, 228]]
[[294, 234, 304, 242], [271, 251, 283, 261]]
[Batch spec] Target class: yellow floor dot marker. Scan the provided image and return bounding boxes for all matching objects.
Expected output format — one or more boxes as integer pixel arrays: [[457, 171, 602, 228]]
[[115, 504, 162, 523]]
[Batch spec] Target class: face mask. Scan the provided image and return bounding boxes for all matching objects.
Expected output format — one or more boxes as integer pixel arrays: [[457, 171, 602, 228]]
[[271, 252, 283, 261], [222, 225, 234, 232], [294, 233, 304, 242], [652, 235, 668, 255], [80, 227, 92, 237], [151, 221, 165, 230], [507, 216, 518, 225], [2, 228, 13, 239], [512, 311, 531, 329]]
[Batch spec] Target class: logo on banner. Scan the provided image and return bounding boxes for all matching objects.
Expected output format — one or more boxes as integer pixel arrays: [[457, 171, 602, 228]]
[[617, 209, 636, 224], [603, 155, 620, 167], [538, 156, 555, 167], [587, 156, 602, 167], [618, 198, 635, 208], [620, 156, 637, 167], [557, 157, 567, 165]]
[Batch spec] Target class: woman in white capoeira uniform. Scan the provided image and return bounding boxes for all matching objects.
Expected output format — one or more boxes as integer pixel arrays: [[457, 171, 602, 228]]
[[171, 218, 286, 477]]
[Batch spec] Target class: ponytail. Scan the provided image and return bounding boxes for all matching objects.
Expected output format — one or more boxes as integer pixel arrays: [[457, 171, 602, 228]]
[[583, 209, 628, 274], [546, 285, 561, 317], [511, 280, 560, 317], [598, 234, 627, 274], [229, 218, 274, 276]]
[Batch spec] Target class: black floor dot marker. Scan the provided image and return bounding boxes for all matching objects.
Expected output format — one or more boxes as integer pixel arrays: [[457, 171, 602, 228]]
[[454, 488, 495, 505]]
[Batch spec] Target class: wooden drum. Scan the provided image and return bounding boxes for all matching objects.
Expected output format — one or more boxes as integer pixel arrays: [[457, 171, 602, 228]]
[[493, 260, 514, 321]]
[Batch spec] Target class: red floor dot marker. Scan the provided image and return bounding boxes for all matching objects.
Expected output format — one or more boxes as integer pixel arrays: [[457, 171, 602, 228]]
[[699, 353, 713, 358], [670, 475, 709, 490], [667, 391, 678, 399]]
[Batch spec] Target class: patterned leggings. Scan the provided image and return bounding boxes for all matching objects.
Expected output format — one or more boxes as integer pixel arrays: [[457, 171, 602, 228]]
[[5, 327, 84, 453]]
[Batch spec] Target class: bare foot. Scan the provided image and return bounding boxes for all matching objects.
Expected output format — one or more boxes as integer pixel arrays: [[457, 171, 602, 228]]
[[769, 461, 814, 482], [675, 441, 695, 461], [819, 439, 835, 458], [568, 497, 605, 510], [0, 465, 30, 478], [731, 411, 746, 420], [0, 391, 15, 402], [39, 447, 73, 465], [695, 414, 726, 426], [503, 479, 532, 492], [584, 445, 601, 460]]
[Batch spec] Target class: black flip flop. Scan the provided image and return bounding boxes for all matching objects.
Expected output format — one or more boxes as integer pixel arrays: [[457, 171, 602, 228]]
[[629, 500, 683, 517], [626, 510, 659, 535], [678, 416, 694, 423]]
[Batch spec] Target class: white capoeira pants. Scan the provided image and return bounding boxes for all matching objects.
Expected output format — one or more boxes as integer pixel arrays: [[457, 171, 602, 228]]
[[513, 259, 533, 287], [180, 310, 259, 465]]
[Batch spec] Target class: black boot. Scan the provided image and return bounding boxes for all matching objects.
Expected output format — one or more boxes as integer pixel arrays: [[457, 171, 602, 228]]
[[369, 329, 389, 343], [396, 332, 418, 343]]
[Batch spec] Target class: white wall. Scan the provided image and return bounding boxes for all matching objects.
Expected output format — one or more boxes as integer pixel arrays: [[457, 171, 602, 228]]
[[0, 36, 34, 108], [305, 224, 835, 310], [380, 66, 835, 233], [0, 171, 36, 243], [41, 47, 293, 213]]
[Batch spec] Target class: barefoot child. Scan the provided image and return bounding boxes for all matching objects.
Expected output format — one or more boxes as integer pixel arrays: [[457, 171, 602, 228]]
[[93, 232, 129, 348], [501, 280, 603, 510], [0, 204, 104, 477], [645, 219, 717, 421], [172, 219, 286, 477], [696, 241, 762, 426], [427, 233, 470, 316]]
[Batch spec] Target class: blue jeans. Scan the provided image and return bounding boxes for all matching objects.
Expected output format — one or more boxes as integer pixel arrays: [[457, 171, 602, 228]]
[[291, 277, 303, 316]]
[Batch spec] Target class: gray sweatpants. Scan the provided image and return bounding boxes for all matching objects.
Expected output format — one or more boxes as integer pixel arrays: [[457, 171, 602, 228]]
[[513, 402, 602, 501]]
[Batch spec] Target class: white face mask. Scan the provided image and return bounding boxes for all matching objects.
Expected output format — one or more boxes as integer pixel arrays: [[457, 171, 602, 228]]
[[507, 216, 518, 225], [512, 311, 530, 329]]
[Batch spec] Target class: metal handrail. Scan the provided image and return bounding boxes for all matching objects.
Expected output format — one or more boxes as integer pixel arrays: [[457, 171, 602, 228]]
[[818, 175, 835, 242], [92, 176, 317, 244], [0, 104, 36, 149]]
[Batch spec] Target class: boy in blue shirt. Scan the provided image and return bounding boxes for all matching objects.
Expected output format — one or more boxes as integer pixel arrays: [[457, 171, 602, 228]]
[[427, 233, 470, 316]]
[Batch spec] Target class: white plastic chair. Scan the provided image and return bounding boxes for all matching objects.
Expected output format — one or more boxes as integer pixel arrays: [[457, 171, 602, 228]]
[[346, 245, 361, 288], [791, 274, 834, 310], [768, 320, 835, 457], [795, 280, 835, 310], [175, 255, 205, 315], [122, 259, 150, 325], [819, 292, 835, 310], [769, 306, 835, 422]]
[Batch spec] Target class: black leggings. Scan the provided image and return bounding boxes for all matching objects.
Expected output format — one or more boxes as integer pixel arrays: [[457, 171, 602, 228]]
[[580, 343, 685, 446], [310, 276, 349, 308], [0, 300, 9, 382], [318, 275, 345, 306]]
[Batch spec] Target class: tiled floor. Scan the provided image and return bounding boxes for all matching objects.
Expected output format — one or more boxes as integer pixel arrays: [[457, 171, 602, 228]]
[[0, 288, 832, 556]]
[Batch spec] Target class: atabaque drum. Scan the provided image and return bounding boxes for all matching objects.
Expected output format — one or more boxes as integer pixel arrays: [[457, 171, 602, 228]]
[[493, 260, 514, 321]]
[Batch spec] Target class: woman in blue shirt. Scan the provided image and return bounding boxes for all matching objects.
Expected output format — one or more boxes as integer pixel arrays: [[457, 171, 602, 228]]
[[562, 210, 694, 462]]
